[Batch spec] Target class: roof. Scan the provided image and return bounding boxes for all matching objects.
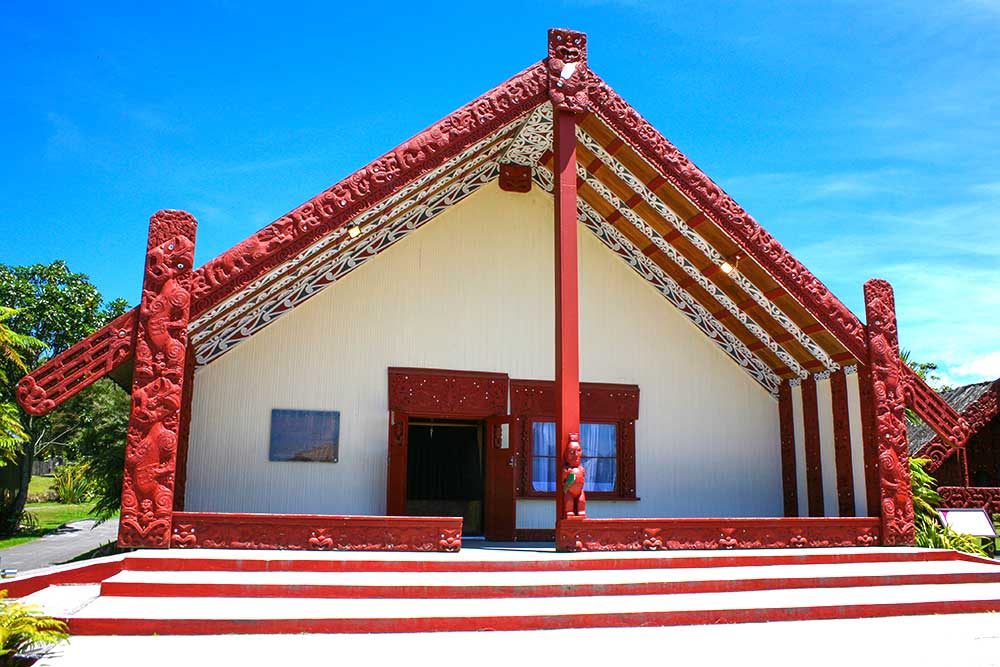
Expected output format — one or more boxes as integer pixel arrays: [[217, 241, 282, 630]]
[[17, 29, 876, 416], [910, 378, 1000, 461]]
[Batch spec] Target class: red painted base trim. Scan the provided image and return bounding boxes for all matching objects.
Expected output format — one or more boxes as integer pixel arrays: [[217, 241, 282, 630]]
[[555, 517, 881, 551], [65, 598, 1000, 636], [170, 512, 462, 552], [99, 570, 1000, 600], [2, 560, 124, 598]]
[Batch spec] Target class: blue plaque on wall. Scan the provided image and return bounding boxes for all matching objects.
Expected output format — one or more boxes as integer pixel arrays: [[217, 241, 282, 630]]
[[269, 409, 340, 462]]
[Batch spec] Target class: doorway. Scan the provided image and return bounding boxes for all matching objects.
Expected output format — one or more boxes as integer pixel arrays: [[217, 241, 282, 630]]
[[405, 418, 484, 535]]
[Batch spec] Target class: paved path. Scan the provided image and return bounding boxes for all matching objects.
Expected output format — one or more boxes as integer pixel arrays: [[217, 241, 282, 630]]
[[0, 518, 119, 574]]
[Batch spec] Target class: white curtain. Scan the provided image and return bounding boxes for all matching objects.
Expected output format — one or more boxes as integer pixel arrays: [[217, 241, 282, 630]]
[[531, 421, 617, 492]]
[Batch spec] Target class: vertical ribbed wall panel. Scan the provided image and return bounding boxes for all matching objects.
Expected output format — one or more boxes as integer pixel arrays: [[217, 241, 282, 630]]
[[184, 183, 780, 526]]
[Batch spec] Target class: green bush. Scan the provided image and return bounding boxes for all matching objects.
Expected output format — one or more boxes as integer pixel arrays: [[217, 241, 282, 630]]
[[0, 591, 69, 665], [51, 464, 92, 504], [911, 457, 987, 557]]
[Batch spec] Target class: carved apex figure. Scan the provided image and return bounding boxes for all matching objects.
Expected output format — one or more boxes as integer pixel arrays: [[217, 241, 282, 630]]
[[547, 28, 589, 113], [561, 433, 587, 518]]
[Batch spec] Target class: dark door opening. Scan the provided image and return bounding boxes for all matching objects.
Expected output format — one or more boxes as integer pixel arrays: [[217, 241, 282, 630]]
[[405, 418, 484, 535]]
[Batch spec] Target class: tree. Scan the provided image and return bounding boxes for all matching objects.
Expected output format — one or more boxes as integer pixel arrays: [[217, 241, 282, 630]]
[[0, 308, 44, 463], [0, 261, 130, 535]]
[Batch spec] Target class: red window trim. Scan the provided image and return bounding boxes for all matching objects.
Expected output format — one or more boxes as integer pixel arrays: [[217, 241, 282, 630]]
[[510, 379, 639, 500]]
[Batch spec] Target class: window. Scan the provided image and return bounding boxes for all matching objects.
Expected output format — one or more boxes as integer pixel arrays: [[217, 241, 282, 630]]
[[531, 421, 618, 492], [269, 409, 340, 462], [510, 380, 639, 500]]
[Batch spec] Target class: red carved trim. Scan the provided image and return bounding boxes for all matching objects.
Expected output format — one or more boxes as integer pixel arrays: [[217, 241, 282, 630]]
[[801, 376, 824, 517], [15, 65, 549, 418], [172, 344, 196, 512], [499, 163, 532, 192], [119, 211, 197, 548], [778, 382, 798, 517], [588, 78, 867, 361], [555, 517, 881, 551], [387, 367, 508, 418], [858, 363, 881, 515], [938, 486, 1000, 516], [171, 512, 462, 552], [864, 279, 915, 546], [190, 64, 548, 316], [830, 369, 856, 517], [902, 365, 972, 449], [16, 309, 138, 415], [547, 29, 589, 113], [915, 379, 1000, 473], [510, 379, 639, 499]]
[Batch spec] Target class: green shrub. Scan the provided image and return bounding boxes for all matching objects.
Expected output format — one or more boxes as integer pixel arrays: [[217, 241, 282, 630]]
[[51, 464, 92, 504], [0, 591, 69, 664], [911, 457, 988, 557]]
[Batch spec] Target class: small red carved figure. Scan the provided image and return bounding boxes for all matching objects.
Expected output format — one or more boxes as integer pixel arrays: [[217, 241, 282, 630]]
[[561, 433, 586, 518]]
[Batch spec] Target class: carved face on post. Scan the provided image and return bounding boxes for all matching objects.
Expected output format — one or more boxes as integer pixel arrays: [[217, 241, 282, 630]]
[[565, 435, 582, 467]]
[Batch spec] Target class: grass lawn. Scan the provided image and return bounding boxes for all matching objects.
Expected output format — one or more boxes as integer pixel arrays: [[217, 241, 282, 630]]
[[28, 475, 55, 498], [0, 502, 98, 550]]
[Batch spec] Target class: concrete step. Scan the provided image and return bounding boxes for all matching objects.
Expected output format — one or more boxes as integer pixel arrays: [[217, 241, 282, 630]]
[[118, 546, 980, 573], [100, 559, 1000, 598], [64, 582, 1000, 634]]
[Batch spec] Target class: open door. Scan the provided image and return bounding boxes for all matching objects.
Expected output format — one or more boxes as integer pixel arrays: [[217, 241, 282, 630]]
[[485, 415, 517, 540], [387, 411, 408, 516]]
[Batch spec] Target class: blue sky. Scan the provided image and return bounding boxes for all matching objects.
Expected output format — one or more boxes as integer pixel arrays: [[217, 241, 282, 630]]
[[2, 2, 998, 386]]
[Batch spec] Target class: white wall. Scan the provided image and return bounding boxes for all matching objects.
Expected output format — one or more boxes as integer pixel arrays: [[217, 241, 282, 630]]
[[185, 182, 782, 524]]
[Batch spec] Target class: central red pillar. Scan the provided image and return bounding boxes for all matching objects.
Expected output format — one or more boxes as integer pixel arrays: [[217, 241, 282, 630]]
[[547, 28, 589, 527]]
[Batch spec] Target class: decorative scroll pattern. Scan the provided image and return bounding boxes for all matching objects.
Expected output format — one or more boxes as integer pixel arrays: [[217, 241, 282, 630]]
[[575, 153, 808, 379], [575, 125, 838, 372], [937, 486, 1000, 516], [196, 156, 507, 364], [500, 104, 552, 167], [192, 122, 524, 364], [119, 211, 197, 548], [555, 517, 881, 551], [543, 171, 782, 395], [547, 29, 588, 113], [388, 367, 508, 417], [16, 309, 137, 415], [916, 379, 1000, 473], [903, 364, 973, 449], [863, 279, 915, 546], [190, 118, 525, 349], [171, 512, 462, 552], [189, 64, 549, 314], [589, 78, 867, 361]]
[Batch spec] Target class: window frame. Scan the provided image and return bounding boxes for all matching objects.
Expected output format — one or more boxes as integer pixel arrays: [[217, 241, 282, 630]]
[[510, 380, 639, 501]]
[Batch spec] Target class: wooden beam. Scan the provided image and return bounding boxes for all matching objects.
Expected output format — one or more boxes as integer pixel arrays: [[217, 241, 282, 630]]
[[801, 376, 825, 517]]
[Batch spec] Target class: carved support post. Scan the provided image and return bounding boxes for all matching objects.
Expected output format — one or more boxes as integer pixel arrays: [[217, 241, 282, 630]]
[[118, 210, 197, 548], [863, 279, 915, 546], [548, 28, 588, 528]]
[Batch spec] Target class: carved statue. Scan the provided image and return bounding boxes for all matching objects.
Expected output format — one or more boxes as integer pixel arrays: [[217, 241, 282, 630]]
[[561, 433, 586, 518]]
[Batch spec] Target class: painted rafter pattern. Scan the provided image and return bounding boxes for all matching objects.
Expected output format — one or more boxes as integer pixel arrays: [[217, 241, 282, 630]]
[[588, 77, 867, 362], [574, 149, 808, 379], [535, 163, 781, 395], [574, 122, 839, 372]]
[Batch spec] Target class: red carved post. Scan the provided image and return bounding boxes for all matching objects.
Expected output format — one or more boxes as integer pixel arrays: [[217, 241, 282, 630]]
[[119, 210, 198, 548], [863, 279, 915, 546], [549, 28, 588, 527]]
